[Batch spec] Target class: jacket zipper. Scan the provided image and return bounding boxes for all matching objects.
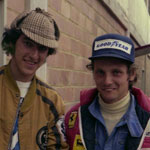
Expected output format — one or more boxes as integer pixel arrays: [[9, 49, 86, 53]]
[[8, 97, 24, 150]]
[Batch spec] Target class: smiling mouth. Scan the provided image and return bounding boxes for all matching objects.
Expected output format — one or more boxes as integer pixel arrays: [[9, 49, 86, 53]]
[[102, 88, 115, 92], [25, 59, 37, 65], [27, 61, 36, 65], [23, 61, 38, 70]]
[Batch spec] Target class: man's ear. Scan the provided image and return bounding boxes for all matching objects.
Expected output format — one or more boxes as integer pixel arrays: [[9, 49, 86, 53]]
[[129, 69, 136, 81]]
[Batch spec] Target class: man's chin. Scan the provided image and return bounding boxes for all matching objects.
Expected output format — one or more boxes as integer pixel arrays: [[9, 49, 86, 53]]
[[100, 95, 117, 104]]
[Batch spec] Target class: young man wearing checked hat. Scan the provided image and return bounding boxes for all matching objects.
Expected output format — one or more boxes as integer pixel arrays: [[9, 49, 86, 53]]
[[65, 34, 150, 150], [0, 8, 68, 150]]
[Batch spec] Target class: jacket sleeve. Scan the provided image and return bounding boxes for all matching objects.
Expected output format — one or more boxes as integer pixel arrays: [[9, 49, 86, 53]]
[[47, 116, 69, 150], [65, 104, 81, 150], [47, 92, 69, 150]]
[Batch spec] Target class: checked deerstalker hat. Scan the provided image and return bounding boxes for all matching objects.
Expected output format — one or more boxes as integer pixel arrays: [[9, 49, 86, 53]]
[[89, 33, 135, 63], [10, 7, 59, 49]]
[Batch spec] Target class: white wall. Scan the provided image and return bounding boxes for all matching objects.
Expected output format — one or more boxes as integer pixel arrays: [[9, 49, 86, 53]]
[[0, 0, 7, 66], [103, 0, 150, 45]]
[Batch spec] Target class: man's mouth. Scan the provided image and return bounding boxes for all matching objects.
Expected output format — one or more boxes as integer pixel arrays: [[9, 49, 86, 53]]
[[102, 88, 115, 92], [24, 59, 38, 68], [24, 59, 37, 65]]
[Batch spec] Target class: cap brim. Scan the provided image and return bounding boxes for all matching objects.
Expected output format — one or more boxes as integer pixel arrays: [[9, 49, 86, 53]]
[[21, 28, 58, 49], [89, 53, 133, 63]]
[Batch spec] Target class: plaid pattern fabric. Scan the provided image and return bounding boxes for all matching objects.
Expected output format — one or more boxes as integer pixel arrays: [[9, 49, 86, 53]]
[[10, 8, 59, 49]]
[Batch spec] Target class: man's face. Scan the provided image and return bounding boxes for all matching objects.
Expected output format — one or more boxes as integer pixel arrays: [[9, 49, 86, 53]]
[[93, 58, 135, 104], [10, 34, 49, 81]]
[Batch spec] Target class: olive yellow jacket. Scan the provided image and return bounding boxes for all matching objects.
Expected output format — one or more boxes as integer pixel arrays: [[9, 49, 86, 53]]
[[0, 63, 68, 150]]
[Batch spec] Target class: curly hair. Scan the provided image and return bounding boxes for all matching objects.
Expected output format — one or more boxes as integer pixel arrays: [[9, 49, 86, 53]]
[[1, 28, 21, 55], [86, 58, 138, 90]]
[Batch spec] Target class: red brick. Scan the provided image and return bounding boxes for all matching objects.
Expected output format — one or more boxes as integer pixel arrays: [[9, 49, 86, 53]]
[[67, 0, 89, 16], [92, 1, 125, 34], [59, 34, 71, 52], [55, 14, 76, 38], [88, 8, 95, 22], [46, 8, 74, 37], [73, 87, 85, 101], [85, 18, 93, 33], [71, 38, 91, 58], [61, 0, 71, 18], [56, 87, 85, 103], [70, 5, 80, 24], [7, 0, 24, 13], [47, 69, 72, 86], [79, 43, 92, 58], [64, 54, 75, 70], [84, 73, 95, 86], [48, 0, 62, 12], [7, 10, 18, 26], [79, 13, 86, 28], [73, 57, 87, 71], [83, 31, 95, 45], [69, 72, 87, 86], [70, 39, 81, 55], [92, 23, 98, 36], [47, 51, 65, 68], [56, 87, 74, 102]]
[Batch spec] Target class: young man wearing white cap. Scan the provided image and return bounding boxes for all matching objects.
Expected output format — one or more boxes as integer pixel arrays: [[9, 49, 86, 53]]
[[65, 34, 150, 150], [0, 8, 68, 150]]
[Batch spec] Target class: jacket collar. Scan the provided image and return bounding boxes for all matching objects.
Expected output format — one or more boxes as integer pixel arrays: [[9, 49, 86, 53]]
[[4, 63, 37, 112], [80, 87, 150, 111], [88, 94, 143, 137], [119, 94, 143, 137]]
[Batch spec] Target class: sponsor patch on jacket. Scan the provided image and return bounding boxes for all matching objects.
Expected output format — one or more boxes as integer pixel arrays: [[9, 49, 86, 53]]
[[68, 111, 77, 128], [94, 39, 132, 54], [36, 126, 48, 150], [73, 134, 85, 150], [56, 115, 66, 141], [137, 118, 150, 149], [141, 131, 150, 148]]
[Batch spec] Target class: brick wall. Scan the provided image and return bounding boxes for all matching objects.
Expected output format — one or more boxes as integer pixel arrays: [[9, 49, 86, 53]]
[[7, 0, 25, 25], [6, 0, 149, 111], [47, 0, 127, 110]]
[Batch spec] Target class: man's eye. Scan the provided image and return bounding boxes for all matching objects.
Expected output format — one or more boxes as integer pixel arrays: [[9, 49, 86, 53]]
[[113, 70, 121, 75], [24, 40, 33, 47], [38, 46, 48, 52], [95, 70, 104, 75]]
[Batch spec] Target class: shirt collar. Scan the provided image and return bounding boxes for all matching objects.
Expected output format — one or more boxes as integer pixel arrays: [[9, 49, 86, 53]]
[[88, 93, 143, 137], [88, 95, 105, 124]]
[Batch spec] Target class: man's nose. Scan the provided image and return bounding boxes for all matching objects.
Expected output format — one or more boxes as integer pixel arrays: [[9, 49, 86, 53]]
[[31, 47, 39, 57], [104, 74, 113, 85]]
